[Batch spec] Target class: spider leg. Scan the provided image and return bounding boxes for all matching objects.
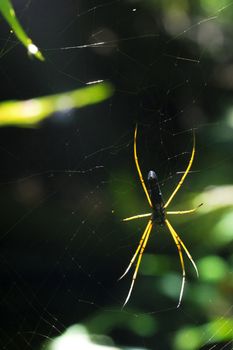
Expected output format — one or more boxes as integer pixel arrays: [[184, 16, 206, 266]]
[[123, 213, 152, 222], [166, 219, 199, 277], [119, 219, 152, 280], [164, 130, 195, 209], [165, 219, 186, 308], [167, 203, 203, 215], [134, 125, 153, 208], [122, 220, 153, 307], [176, 235, 199, 278]]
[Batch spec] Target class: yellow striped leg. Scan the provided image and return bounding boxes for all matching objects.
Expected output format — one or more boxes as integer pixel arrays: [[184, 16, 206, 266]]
[[122, 220, 153, 307], [134, 125, 153, 208], [119, 220, 152, 280], [165, 219, 186, 308], [123, 213, 151, 222], [165, 219, 198, 307], [167, 203, 203, 215], [164, 131, 195, 209], [166, 220, 198, 278]]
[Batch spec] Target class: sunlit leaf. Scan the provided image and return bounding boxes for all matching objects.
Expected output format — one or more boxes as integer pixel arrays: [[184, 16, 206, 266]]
[[174, 326, 200, 350], [205, 317, 233, 343], [0, 82, 114, 127], [200, 0, 230, 14], [0, 0, 44, 60], [174, 316, 233, 350], [195, 185, 233, 213]]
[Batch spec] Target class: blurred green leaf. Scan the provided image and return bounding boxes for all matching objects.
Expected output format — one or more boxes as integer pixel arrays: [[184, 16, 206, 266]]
[[140, 253, 171, 276], [128, 313, 157, 337], [85, 307, 157, 338], [198, 255, 228, 282], [174, 326, 200, 350], [188, 284, 220, 307], [200, 0, 230, 14], [206, 317, 233, 342], [0, 82, 114, 127], [174, 316, 233, 350], [160, 273, 183, 300], [195, 185, 233, 213], [213, 211, 233, 245], [0, 0, 44, 60]]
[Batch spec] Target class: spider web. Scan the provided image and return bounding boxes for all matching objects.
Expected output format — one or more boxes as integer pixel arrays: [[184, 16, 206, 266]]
[[0, 1, 232, 350]]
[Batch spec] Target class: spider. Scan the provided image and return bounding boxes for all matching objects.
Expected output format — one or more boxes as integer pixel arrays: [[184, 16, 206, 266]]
[[120, 125, 202, 307]]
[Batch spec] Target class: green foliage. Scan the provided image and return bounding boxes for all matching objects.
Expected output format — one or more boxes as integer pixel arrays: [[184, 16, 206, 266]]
[[174, 317, 233, 350], [0, 82, 113, 127], [0, 0, 44, 60]]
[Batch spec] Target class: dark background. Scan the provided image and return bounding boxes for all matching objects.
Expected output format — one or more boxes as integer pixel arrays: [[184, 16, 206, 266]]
[[0, 1, 232, 349]]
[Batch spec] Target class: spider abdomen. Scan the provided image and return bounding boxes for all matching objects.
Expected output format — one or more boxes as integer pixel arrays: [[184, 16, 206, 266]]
[[147, 170, 165, 224]]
